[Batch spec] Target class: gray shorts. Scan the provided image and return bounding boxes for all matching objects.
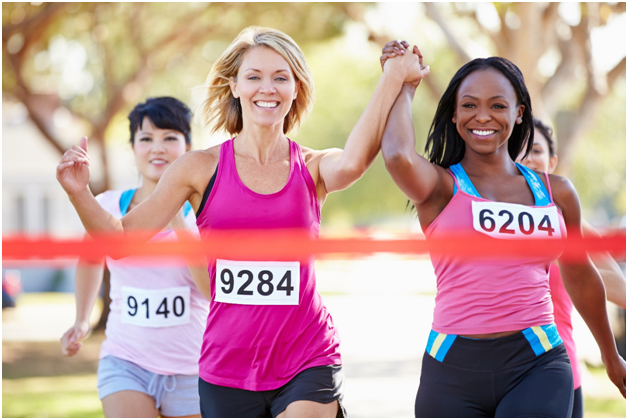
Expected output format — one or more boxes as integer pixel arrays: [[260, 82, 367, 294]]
[[97, 355, 200, 417]]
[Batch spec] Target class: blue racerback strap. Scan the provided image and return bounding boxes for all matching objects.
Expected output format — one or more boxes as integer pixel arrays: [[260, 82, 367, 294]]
[[449, 162, 551, 206], [450, 163, 481, 197], [515, 163, 551, 206], [119, 189, 136, 216], [119, 188, 192, 217]]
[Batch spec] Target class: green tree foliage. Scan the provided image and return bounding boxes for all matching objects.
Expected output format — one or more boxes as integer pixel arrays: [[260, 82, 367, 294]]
[[2, 2, 361, 191], [3, 2, 625, 225]]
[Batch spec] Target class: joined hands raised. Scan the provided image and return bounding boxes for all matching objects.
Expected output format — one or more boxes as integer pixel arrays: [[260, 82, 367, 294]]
[[381, 40, 429, 88]]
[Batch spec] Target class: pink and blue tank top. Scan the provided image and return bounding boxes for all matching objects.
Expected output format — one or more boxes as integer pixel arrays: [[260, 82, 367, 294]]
[[425, 162, 567, 335], [96, 189, 208, 376], [549, 263, 582, 389], [195, 138, 342, 391]]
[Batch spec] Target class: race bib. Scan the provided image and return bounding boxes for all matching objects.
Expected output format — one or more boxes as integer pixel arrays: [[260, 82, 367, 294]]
[[121, 286, 190, 327], [472, 201, 561, 239], [215, 259, 300, 305]]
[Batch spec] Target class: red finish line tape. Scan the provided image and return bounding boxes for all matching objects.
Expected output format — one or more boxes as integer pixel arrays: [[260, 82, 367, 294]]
[[2, 229, 625, 264]]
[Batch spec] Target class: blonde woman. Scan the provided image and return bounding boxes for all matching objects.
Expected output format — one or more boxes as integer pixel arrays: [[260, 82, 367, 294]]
[[56, 27, 428, 417]]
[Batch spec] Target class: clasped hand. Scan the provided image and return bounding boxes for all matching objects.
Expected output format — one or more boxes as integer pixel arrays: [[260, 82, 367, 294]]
[[380, 40, 429, 88]]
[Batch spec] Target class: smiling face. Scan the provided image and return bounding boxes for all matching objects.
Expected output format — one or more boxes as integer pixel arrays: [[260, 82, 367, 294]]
[[132, 116, 189, 183], [453, 67, 525, 157], [229, 46, 299, 132]]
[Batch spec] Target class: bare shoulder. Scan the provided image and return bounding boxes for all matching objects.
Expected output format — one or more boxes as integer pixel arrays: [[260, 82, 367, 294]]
[[547, 173, 581, 225], [173, 146, 219, 172], [300, 145, 339, 166], [166, 145, 220, 191], [547, 174, 578, 202]]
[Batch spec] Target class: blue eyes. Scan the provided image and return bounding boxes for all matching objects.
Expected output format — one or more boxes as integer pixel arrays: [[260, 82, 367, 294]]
[[247, 76, 288, 82]]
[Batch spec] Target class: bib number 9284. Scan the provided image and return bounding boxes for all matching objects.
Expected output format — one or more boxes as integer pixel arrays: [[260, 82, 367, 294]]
[[471, 201, 561, 239], [215, 259, 300, 305]]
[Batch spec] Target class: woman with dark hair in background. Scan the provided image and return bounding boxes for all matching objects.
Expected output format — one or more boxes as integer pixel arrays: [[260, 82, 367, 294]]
[[517, 118, 626, 417], [380, 41, 625, 417], [60, 97, 209, 418]]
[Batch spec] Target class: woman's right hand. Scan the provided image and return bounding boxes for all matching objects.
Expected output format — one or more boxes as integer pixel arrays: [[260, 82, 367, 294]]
[[380, 40, 410, 70], [60, 321, 90, 357], [381, 40, 429, 88], [56, 136, 91, 196]]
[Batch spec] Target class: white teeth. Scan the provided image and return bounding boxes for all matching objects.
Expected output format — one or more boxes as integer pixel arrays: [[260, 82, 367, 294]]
[[472, 130, 495, 136], [151, 159, 167, 164], [255, 101, 278, 108]]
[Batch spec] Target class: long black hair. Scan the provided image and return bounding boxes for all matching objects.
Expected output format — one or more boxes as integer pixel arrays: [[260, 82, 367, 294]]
[[128, 97, 192, 145], [425, 57, 534, 167]]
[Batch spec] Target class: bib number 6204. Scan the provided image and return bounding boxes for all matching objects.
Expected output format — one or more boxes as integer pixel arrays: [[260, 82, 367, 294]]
[[215, 259, 300, 305], [472, 201, 561, 239]]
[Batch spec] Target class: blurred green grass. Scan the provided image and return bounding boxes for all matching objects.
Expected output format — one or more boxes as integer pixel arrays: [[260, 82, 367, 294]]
[[3, 370, 626, 418], [3, 374, 103, 418], [584, 396, 626, 418]]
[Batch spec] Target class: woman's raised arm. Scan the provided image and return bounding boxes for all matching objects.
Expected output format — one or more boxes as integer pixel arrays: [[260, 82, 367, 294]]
[[317, 43, 429, 197], [379, 42, 452, 217], [57, 137, 200, 238]]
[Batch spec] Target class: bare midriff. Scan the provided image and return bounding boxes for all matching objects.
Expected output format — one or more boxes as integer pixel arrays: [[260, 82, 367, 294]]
[[461, 330, 522, 339]]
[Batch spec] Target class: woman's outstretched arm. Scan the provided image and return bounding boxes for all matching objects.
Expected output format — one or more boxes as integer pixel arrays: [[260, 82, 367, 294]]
[[553, 175, 626, 398], [317, 43, 430, 197], [57, 137, 203, 240]]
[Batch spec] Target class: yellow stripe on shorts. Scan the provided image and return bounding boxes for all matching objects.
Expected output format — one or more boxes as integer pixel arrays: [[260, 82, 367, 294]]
[[531, 326, 552, 352], [429, 333, 447, 358]]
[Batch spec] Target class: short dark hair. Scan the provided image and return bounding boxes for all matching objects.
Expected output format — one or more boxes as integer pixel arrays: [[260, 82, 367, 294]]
[[128, 97, 192, 144], [425, 57, 534, 167], [533, 118, 557, 158]]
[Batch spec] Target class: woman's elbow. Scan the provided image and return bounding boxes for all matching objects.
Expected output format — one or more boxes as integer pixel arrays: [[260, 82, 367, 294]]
[[338, 160, 368, 183], [382, 148, 413, 172]]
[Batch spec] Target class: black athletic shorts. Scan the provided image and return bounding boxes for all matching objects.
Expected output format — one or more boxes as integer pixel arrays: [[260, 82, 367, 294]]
[[571, 386, 583, 418], [415, 324, 574, 418], [199, 364, 346, 418]]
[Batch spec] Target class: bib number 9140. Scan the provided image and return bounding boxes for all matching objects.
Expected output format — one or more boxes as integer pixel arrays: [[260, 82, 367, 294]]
[[215, 259, 300, 305], [120, 286, 190, 328], [471, 201, 561, 239]]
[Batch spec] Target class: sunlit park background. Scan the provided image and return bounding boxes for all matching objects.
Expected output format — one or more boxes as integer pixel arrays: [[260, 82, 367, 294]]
[[2, 2, 626, 418]]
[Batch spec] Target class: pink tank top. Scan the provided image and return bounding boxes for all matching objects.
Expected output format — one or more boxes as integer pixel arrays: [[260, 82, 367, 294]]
[[425, 167, 567, 335], [549, 263, 581, 389], [96, 190, 208, 376], [195, 138, 341, 391]]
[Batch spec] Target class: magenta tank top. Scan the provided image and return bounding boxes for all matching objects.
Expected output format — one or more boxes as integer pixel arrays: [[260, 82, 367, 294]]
[[195, 138, 341, 391], [549, 263, 581, 389], [425, 167, 567, 335]]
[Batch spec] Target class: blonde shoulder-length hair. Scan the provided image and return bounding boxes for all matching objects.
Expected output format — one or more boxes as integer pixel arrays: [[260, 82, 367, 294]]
[[199, 26, 315, 135]]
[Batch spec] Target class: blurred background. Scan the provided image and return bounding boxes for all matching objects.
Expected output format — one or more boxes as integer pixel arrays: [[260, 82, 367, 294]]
[[2, 2, 625, 417]]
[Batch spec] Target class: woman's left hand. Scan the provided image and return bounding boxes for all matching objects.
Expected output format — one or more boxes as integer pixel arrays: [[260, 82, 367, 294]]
[[381, 40, 429, 88], [380, 40, 409, 70], [604, 352, 627, 398]]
